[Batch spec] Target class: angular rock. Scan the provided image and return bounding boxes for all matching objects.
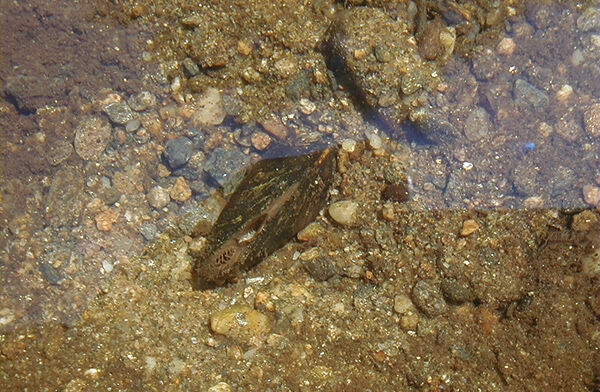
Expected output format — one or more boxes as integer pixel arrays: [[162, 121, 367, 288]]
[[102, 101, 135, 125]]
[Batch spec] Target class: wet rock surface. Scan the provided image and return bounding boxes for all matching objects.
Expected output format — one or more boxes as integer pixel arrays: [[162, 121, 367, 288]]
[[0, 1, 598, 391]]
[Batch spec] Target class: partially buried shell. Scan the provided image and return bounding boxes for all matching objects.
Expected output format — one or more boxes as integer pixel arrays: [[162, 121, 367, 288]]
[[192, 145, 337, 289]]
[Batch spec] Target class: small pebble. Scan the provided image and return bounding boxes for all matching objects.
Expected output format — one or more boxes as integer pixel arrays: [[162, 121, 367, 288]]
[[582, 184, 600, 206], [496, 37, 515, 55], [74, 116, 112, 161], [341, 138, 357, 153], [208, 382, 233, 392], [260, 118, 288, 140], [328, 200, 358, 226], [147, 185, 170, 209], [210, 304, 269, 342], [125, 119, 141, 132], [555, 84, 573, 103], [460, 219, 479, 236], [95, 209, 118, 231], [393, 294, 415, 314], [102, 101, 135, 125], [297, 221, 324, 242], [39, 263, 63, 285], [303, 256, 336, 281], [299, 98, 316, 115], [463, 106, 491, 142], [250, 131, 272, 151], [366, 132, 382, 150], [170, 177, 192, 202], [514, 79, 549, 111], [128, 91, 156, 111], [381, 203, 395, 221], [163, 136, 194, 170], [192, 88, 226, 126], [182, 57, 200, 76], [237, 40, 253, 55], [411, 280, 448, 317]]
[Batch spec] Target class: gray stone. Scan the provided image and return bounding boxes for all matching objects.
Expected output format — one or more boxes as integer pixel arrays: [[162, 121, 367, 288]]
[[463, 107, 491, 142], [183, 57, 200, 76], [411, 280, 448, 317], [139, 222, 159, 240], [163, 136, 194, 169], [38, 263, 63, 285], [514, 79, 548, 112], [203, 147, 249, 192], [103, 101, 135, 124]]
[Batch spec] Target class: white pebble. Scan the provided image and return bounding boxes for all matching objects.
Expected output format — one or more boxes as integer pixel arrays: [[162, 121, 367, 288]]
[[208, 382, 233, 392], [102, 259, 113, 273], [299, 98, 316, 115], [341, 138, 357, 153], [366, 132, 382, 150], [555, 84, 573, 102], [328, 200, 358, 226]]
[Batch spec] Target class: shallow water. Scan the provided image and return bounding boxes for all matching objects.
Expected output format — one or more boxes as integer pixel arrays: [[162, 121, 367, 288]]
[[1, 1, 598, 390]]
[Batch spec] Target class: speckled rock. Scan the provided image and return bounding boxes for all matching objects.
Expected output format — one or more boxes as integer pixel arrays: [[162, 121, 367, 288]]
[[328, 200, 358, 226], [210, 304, 269, 343], [147, 185, 170, 209], [411, 280, 448, 317], [102, 101, 135, 125], [74, 116, 112, 160], [127, 91, 156, 111], [170, 177, 192, 202]]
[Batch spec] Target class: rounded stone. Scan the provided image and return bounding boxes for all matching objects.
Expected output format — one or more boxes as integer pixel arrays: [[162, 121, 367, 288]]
[[163, 136, 194, 170], [411, 280, 448, 317], [210, 304, 269, 342], [192, 88, 226, 126], [147, 185, 170, 209], [328, 200, 358, 226], [74, 116, 112, 161]]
